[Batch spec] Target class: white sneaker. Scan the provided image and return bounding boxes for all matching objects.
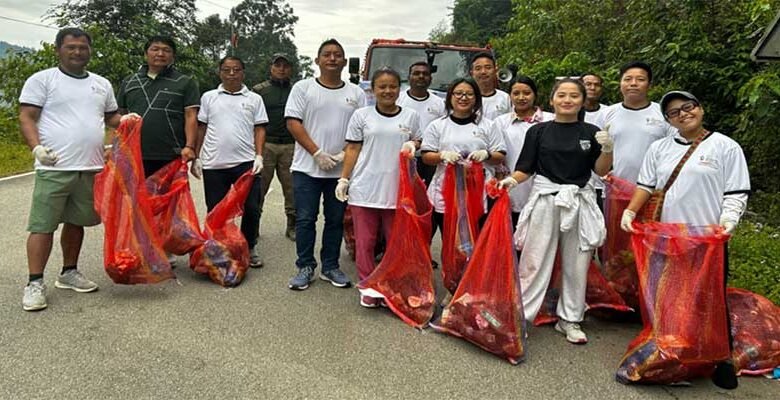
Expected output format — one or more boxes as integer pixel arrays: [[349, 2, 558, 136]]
[[23, 280, 47, 311], [249, 245, 263, 268], [555, 320, 588, 344]]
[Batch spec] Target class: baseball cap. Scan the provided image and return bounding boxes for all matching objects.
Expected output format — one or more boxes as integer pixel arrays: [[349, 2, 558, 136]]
[[271, 53, 291, 64], [660, 90, 700, 115]]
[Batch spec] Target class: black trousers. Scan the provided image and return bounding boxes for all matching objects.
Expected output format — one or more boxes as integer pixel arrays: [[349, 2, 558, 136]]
[[202, 161, 263, 248]]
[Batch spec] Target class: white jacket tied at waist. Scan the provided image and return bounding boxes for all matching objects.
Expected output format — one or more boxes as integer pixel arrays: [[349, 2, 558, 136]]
[[513, 175, 606, 251]]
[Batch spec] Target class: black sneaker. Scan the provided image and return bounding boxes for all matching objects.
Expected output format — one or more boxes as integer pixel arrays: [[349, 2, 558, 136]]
[[712, 361, 738, 390]]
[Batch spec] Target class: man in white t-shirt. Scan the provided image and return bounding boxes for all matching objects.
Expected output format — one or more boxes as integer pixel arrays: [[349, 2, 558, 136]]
[[470, 53, 511, 121], [193, 56, 268, 268], [285, 39, 367, 290], [582, 72, 609, 128], [18, 28, 122, 311], [601, 61, 677, 183], [397, 61, 446, 186]]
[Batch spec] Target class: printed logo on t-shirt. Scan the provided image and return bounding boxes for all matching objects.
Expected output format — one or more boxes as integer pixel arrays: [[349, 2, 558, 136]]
[[472, 128, 489, 143], [697, 154, 719, 170], [645, 117, 666, 127], [579, 140, 591, 151], [241, 102, 255, 112], [398, 124, 413, 137], [345, 97, 359, 108], [90, 85, 107, 96], [426, 107, 438, 115]]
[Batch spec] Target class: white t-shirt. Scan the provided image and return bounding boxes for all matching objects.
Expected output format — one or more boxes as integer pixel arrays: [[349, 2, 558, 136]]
[[285, 78, 367, 178], [198, 85, 268, 169], [601, 102, 677, 182], [345, 106, 422, 209], [584, 103, 608, 129], [481, 89, 512, 121], [494, 109, 554, 212], [636, 132, 750, 226], [421, 116, 506, 213], [19, 67, 118, 171], [397, 90, 446, 131]]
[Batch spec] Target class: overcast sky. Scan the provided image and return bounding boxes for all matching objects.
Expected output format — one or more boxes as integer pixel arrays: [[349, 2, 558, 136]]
[[0, 0, 454, 74]]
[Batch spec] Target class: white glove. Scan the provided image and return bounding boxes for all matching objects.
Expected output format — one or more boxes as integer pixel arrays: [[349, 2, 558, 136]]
[[498, 176, 518, 190], [401, 141, 417, 154], [720, 216, 736, 235], [439, 150, 461, 164], [32, 145, 59, 166], [468, 149, 489, 162], [252, 154, 263, 175], [331, 151, 345, 163], [190, 159, 202, 179], [313, 149, 338, 170], [335, 178, 350, 202], [595, 124, 614, 153], [120, 112, 141, 122], [620, 209, 636, 233]]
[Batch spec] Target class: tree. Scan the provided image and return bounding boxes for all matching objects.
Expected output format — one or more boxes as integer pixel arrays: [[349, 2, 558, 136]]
[[229, 0, 301, 85], [194, 14, 231, 63], [493, 0, 780, 191], [427, 0, 512, 46]]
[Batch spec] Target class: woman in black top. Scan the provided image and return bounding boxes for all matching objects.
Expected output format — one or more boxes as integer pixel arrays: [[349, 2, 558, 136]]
[[498, 78, 613, 344]]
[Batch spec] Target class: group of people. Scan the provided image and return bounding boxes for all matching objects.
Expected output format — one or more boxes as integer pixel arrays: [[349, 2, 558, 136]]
[[19, 27, 750, 388]]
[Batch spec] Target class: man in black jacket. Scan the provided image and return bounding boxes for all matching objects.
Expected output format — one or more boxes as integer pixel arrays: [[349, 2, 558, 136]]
[[253, 53, 296, 240]]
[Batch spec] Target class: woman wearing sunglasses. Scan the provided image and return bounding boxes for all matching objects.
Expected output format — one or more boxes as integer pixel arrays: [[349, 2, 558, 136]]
[[620, 90, 750, 389]]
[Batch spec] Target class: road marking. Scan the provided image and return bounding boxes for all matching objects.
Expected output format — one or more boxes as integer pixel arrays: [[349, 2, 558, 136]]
[[0, 171, 34, 182]]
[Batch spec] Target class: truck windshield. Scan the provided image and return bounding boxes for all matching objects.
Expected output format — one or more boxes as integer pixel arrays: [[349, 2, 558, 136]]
[[367, 47, 480, 92]]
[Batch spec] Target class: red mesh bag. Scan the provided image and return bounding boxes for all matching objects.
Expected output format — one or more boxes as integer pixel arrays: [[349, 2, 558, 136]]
[[533, 257, 633, 326], [441, 161, 484, 294], [358, 154, 435, 328], [145, 159, 204, 255], [616, 223, 730, 384], [727, 287, 780, 376], [189, 171, 254, 287], [431, 180, 526, 364], [603, 175, 640, 310], [93, 116, 174, 284], [343, 206, 357, 260]]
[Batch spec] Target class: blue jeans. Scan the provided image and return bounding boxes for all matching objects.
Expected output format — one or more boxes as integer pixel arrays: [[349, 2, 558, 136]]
[[292, 171, 346, 271]]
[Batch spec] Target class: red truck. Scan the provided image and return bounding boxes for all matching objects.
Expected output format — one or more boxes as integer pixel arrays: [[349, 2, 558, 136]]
[[348, 38, 494, 102]]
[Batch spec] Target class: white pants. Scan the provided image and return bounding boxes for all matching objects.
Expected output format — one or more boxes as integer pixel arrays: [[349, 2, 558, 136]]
[[519, 193, 592, 323]]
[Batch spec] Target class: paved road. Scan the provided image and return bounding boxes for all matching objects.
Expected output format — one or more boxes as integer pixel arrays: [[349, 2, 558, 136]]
[[0, 173, 777, 399]]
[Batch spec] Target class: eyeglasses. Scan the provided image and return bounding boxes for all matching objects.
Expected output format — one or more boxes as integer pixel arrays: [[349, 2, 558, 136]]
[[453, 91, 476, 99], [220, 68, 243, 74], [665, 101, 698, 119]]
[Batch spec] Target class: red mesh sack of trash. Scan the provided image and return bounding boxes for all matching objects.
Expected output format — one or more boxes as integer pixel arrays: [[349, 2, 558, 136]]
[[602, 175, 640, 310], [189, 171, 254, 287], [616, 223, 730, 384], [145, 159, 204, 255], [533, 257, 633, 326], [358, 154, 435, 328], [727, 287, 780, 376], [441, 161, 484, 294], [343, 206, 357, 260], [93, 116, 174, 284], [431, 180, 525, 364]]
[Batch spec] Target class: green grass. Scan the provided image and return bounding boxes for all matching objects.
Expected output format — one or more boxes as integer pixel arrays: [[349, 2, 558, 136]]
[[0, 141, 32, 177], [729, 221, 780, 305]]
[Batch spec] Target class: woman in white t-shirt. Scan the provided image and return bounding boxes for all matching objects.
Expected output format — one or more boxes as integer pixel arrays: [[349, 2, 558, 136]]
[[336, 68, 421, 308], [492, 75, 553, 225], [620, 90, 750, 390], [420, 78, 506, 237]]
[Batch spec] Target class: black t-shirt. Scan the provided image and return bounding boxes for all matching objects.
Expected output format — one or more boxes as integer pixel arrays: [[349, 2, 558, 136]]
[[515, 120, 602, 187]]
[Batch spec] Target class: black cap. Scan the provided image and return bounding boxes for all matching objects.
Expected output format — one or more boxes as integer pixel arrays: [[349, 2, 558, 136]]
[[660, 90, 699, 116], [271, 53, 291, 64]]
